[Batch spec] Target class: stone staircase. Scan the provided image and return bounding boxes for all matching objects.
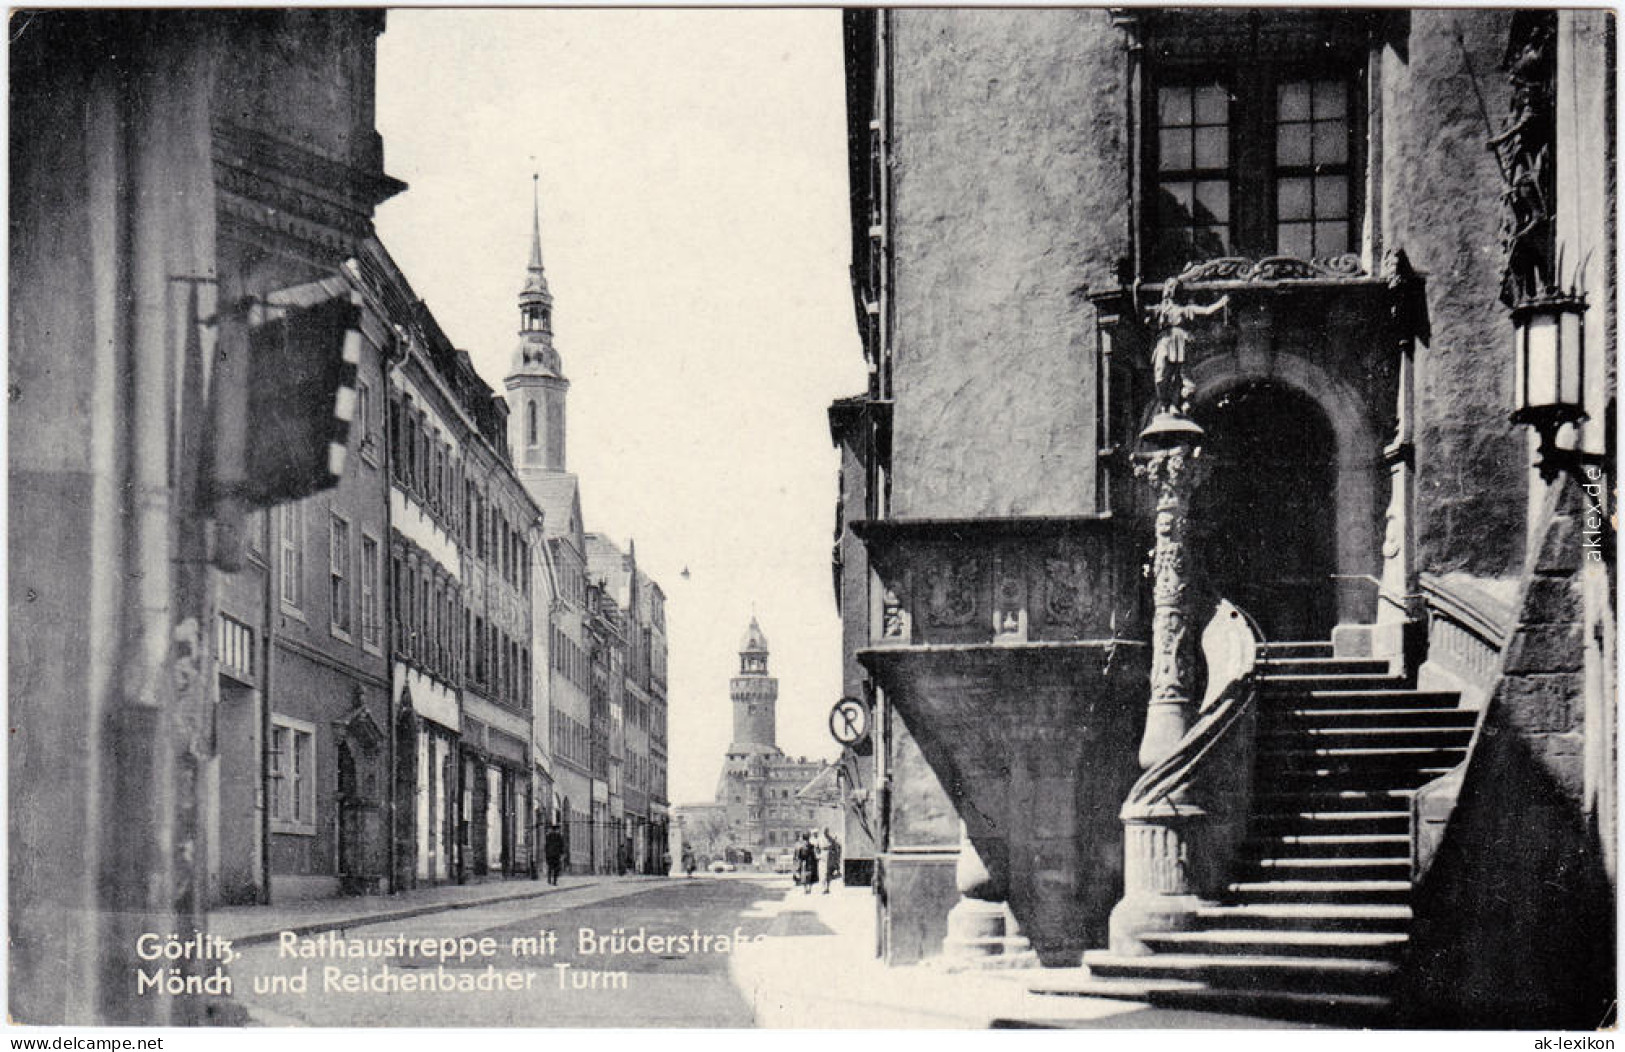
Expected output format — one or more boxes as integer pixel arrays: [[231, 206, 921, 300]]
[[1075, 641, 1477, 1025]]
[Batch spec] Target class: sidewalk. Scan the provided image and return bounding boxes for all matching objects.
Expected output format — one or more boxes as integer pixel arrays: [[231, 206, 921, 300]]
[[208, 873, 671, 947], [729, 881, 1318, 1029]]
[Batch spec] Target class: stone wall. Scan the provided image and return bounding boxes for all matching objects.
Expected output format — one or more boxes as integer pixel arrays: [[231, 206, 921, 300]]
[[1400, 483, 1614, 1028], [1380, 9, 1528, 580], [889, 9, 1127, 519]]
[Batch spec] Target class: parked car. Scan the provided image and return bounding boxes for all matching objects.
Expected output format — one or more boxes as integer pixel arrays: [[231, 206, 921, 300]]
[[708, 859, 735, 874], [773, 853, 794, 873]]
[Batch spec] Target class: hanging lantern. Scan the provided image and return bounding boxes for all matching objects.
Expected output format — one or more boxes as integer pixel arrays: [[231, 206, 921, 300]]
[[1510, 289, 1587, 433]]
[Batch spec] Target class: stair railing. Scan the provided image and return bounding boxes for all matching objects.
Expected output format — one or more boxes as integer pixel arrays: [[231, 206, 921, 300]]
[[1107, 599, 1265, 956], [1411, 575, 1512, 879]]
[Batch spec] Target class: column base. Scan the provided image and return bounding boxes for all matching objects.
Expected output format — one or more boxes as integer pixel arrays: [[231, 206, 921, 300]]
[[1107, 891, 1208, 956], [937, 897, 1040, 971]]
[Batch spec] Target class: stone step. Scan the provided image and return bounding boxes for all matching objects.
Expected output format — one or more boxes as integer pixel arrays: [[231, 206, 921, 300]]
[[1263, 707, 1478, 729], [1260, 687, 1458, 708], [1258, 641, 1335, 659], [1143, 928, 1409, 960], [1257, 656, 1396, 676], [1275, 764, 1458, 785], [1254, 788, 1415, 811], [1244, 832, 1410, 858], [1033, 970, 1395, 1027], [1194, 903, 1412, 932], [1260, 746, 1462, 768], [1259, 726, 1475, 748], [1083, 949, 1398, 994], [1259, 766, 1458, 793], [1243, 857, 1412, 881], [1251, 810, 1410, 835], [1259, 673, 1414, 693], [1135, 984, 1395, 1027], [1226, 878, 1412, 905]]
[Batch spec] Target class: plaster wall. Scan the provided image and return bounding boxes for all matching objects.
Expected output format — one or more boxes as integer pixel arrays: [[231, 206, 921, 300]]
[[1380, 10, 1527, 579], [888, 9, 1127, 519], [397, 662, 459, 731]]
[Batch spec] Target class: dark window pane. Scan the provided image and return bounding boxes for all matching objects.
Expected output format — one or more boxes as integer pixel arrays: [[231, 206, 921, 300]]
[[1278, 80, 1312, 121], [1195, 180, 1230, 224], [1278, 177, 1312, 220], [1277, 221, 1314, 258], [1162, 179, 1195, 220], [1159, 86, 1193, 127], [1193, 225, 1229, 259], [1312, 79, 1347, 120], [1193, 84, 1228, 125], [1277, 122, 1311, 166], [1194, 126, 1228, 168], [1160, 128, 1192, 171], [1315, 221, 1349, 256], [1312, 121, 1348, 165], [1315, 176, 1349, 219]]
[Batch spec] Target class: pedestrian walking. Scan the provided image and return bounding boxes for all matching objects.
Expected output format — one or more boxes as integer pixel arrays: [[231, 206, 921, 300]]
[[682, 847, 696, 878], [794, 831, 819, 894], [821, 829, 841, 893], [543, 824, 566, 886]]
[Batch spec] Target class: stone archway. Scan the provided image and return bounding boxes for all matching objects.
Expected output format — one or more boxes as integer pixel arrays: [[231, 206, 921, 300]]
[[1185, 351, 1385, 639], [1191, 380, 1339, 640]]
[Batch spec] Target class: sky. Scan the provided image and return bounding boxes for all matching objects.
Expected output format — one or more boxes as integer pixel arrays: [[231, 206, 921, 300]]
[[373, 10, 866, 806]]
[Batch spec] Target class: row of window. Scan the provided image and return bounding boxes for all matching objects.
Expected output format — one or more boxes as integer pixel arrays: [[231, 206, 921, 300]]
[[277, 503, 383, 653], [551, 627, 590, 689], [551, 709, 591, 771], [553, 545, 587, 607], [391, 392, 532, 596], [391, 551, 461, 683], [389, 547, 532, 712]]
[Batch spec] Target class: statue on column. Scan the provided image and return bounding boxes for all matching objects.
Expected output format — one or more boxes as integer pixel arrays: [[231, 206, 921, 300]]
[[1149, 277, 1229, 417]]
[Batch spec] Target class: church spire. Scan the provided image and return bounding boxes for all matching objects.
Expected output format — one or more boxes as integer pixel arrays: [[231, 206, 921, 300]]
[[521, 173, 553, 306], [506, 176, 570, 475], [511, 175, 562, 379]]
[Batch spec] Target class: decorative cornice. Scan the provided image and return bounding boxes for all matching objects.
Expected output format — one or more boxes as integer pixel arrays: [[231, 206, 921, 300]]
[[1173, 254, 1368, 285]]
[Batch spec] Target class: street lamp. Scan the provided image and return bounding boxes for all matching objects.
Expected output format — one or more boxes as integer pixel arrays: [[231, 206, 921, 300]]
[[1510, 288, 1595, 482]]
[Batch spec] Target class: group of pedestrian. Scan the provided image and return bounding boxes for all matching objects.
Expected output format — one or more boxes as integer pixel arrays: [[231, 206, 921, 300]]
[[793, 828, 841, 894]]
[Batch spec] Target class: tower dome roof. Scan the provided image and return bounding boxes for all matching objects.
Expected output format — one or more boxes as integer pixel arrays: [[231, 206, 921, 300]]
[[739, 615, 769, 654]]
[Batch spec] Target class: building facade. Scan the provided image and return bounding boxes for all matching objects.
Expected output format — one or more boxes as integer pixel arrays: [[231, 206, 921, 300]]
[[9, 10, 402, 1023], [503, 198, 676, 875], [836, 7, 1613, 1027], [707, 619, 841, 867]]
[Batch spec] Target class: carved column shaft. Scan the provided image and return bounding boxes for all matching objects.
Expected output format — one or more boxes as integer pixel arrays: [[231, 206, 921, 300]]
[[1135, 443, 1208, 769]]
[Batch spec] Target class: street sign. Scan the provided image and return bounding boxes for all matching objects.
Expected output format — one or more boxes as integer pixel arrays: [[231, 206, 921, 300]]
[[828, 696, 869, 746]]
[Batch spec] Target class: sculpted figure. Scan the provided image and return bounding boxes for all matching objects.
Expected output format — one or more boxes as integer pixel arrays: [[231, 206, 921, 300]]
[[1149, 277, 1229, 415]]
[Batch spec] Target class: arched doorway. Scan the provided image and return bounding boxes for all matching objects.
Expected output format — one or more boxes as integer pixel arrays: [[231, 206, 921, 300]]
[[1193, 379, 1339, 642]]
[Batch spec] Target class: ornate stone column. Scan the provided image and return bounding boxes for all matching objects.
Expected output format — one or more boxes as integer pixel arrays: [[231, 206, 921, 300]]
[[1133, 424, 1208, 769], [1104, 287, 1223, 958]]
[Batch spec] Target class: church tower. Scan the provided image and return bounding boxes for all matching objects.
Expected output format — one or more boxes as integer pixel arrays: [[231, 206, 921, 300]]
[[505, 176, 569, 476], [728, 616, 778, 753]]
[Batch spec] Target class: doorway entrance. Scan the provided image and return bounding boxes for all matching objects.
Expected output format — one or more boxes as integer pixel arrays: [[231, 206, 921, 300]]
[[1193, 380, 1339, 642]]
